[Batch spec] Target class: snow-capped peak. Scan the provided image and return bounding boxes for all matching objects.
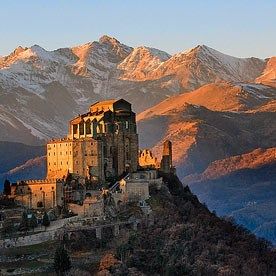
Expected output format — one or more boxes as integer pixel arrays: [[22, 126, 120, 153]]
[[118, 46, 171, 80]]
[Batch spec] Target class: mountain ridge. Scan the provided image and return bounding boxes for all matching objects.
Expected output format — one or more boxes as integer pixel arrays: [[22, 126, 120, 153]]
[[1, 35, 275, 145]]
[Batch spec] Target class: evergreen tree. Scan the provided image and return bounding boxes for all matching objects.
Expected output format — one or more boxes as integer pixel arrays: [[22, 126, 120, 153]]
[[29, 213, 38, 232], [3, 179, 11, 196], [42, 212, 50, 230], [54, 245, 71, 275], [19, 211, 29, 231]]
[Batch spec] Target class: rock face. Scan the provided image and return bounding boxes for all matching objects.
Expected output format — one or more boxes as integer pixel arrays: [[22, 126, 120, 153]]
[[0, 35, 275, 145]]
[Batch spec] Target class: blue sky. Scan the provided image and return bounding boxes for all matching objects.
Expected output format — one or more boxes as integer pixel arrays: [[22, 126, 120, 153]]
[[0, 0, 275, 58]]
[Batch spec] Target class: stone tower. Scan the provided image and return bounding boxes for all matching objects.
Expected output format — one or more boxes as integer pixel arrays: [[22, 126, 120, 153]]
[[160, 140, 172, 173]]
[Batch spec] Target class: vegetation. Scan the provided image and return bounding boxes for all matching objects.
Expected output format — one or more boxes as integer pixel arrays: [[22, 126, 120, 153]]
[[112, 174, 276, 275], [19, 211, 38, 232], [42, 212, 50, 230], [53, 244, 71, 275], [3, 179, 11, 195]]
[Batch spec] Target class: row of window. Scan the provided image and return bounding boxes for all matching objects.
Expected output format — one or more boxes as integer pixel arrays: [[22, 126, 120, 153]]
[[73, 121, 131, 135], [49, 151, 72, 156], [49, 161, 69, 166], [48, 143, 72, 149]]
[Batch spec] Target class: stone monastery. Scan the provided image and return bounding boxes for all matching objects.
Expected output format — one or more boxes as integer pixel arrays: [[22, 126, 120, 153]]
[[10, 99, 173, 212], [47, 99, 138, 181]]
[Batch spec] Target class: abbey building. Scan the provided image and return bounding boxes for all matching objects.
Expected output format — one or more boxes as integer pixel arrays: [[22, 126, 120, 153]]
[[9, 99, 173, 210], [47, 99, 138, 181]]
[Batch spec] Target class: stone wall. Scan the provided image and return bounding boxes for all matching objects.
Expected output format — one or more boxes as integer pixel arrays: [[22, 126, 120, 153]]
[[14, 179, 63, 209]]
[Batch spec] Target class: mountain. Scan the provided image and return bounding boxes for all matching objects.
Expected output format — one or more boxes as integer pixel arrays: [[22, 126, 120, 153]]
[[256, 57, 276, 87], [185, 148, 276, 244], [0, 141, 44, 174], [100, 174, 276, 275], [137, 82, 276, 178], [0, 141, 45, 189], [135, 45, 266, 89], [138, 81, 276, 114], [0, 156, 46, 187], [137, 83, 276, 244], [1, 36, 275, 145]]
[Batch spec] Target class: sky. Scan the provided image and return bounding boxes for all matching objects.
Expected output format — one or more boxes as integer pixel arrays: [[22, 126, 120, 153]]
[[0, 0, 275, 58]]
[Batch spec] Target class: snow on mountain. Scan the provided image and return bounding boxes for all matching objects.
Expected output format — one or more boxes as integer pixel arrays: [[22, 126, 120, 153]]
[[0, 36, 274, 144], [143, 45, 267, 90], [118, 46, 171, 80]]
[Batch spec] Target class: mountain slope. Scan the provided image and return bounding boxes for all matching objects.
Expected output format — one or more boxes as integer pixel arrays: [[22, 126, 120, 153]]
[[0, 141, 45, 189], [106, 174, 276, 275], [0, 156, 46, 188], [137, 82, 276, 173], [140, 45, 266, 89], [138, 81, 276, 115], [1, 36, 274, 145], [0, 141, 44, 174], [185, 148, 276, 244], [256, 57, 276, 87]]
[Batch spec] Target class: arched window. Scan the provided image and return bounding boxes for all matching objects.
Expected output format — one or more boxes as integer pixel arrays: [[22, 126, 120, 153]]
[[92, 119, 97, 136], [79, 121, 84, 135], [86, 119, 91, 135]]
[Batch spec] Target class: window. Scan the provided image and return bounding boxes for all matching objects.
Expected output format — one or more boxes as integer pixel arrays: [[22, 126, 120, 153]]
[[86, 120, 91, 134], [49, 162, 50, 165], [48, 153, 50, 156], [79, 122, 84, 135], [60, 152, 62, 155], [126, 121, 129, 129], [61, 161, 62, 165], [54, 152, 55, 156]]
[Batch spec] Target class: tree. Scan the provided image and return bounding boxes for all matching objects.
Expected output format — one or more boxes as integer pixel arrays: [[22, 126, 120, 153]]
[[3, 179, 11, 196], [19, 211, 29, 232], [29, 213, 38, 232], [42, 212, 50, 230], [54, 245, 71, 275]]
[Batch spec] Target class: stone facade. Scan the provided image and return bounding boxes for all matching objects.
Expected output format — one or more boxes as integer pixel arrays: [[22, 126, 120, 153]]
[[139, 149, 160, 169], [160, 140, 173, 173], [68, 193, 104, 218], [47, 99, 138, 182], [12, 179, 63, 209]]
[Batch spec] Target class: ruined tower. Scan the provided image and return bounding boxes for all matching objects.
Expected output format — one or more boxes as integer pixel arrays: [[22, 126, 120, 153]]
[[160, 140, 173, 174]]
